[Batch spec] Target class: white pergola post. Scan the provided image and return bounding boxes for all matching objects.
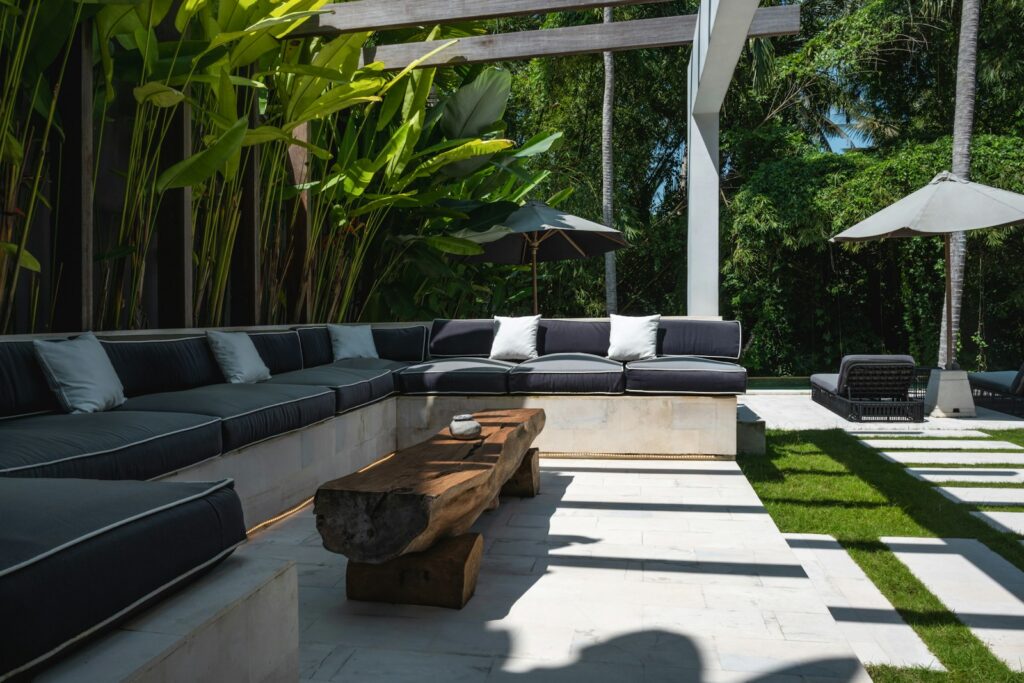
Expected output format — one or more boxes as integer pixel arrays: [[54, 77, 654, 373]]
[[686, 0, 759, 317]]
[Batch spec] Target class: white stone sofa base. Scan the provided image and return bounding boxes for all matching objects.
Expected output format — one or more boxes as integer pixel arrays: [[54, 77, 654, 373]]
[[36, 556, 298, 683], [158, 398, 397, 527], [396, 394, 738, 458]]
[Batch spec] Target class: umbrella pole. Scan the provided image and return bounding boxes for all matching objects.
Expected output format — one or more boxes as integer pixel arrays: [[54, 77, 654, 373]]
[[944, 234, 955, 370], [531, 242, 539, 315]]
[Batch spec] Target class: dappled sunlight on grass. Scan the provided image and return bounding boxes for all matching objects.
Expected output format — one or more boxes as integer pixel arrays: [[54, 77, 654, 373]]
[[739, 429, 1024, 682]]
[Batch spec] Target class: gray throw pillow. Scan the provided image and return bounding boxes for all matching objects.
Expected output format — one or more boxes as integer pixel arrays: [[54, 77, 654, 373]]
[[33, 332, 126, 414], [207, 330, 271, 384], [327, 324, 379, 360]]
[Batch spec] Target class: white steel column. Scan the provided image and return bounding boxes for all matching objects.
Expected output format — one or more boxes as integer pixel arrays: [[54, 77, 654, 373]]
[[686, 0, 759, 317]]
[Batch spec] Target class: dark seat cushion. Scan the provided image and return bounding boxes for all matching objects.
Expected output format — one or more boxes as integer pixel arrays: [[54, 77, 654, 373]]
[[248, 330, 304, 375], [267, 366, 395, 413], [538, 320, 610, 357], [657, 319, 742, 359], [810, 373, 840, 394], [0, 340, 59, 419], [121, 384, 335, 451], [100, 336, 223, 397], [296, 326, 428, 367], [0, 411, 222, 480], [969, 370, 1022, 396], [333, 357, 409, 372], [510, 353, 624, 394], [428, 319, 495, 358], [625, 356, 748, 394], [0, 477, 245, 679], [398, 358, 513, 395]]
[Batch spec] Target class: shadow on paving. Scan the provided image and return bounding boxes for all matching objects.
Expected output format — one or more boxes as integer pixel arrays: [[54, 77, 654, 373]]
[[302, 465, 865, 682]]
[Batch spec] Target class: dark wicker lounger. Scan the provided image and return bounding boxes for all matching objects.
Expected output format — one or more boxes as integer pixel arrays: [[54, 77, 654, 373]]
[[969, 364, 1024, 417], [810, 354, 924, 422]]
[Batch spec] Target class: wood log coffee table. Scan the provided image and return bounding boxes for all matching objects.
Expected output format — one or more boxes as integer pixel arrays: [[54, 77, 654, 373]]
[[314, 408, 545, 609]]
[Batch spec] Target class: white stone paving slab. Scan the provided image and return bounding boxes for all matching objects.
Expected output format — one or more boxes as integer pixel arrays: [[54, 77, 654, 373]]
[[783, 533, 941, 670], [972, 511, 1024, 536], [879, 451, 1024, 466], [937, 487, 1024, 507], [884, 537, 1024, 671], [860, 439, 1022, 451], [250, 459, 869, 682], [909, 468, 1024, 484], [851, 429, 989, 438], [741, 393, 1023, 431]]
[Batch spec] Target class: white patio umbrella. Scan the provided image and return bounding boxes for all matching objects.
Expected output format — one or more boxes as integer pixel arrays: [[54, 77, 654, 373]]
[[831, 171, 1024, 369]]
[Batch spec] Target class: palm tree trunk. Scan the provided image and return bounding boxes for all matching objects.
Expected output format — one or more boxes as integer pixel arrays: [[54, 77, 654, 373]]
[[939, 0, 980, 369], [602, 7, 618, 315]]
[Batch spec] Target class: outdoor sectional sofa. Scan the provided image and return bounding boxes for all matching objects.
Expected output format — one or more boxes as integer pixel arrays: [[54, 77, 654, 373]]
[[0, 317, 745, 679], [969, 364, 1024, 417]]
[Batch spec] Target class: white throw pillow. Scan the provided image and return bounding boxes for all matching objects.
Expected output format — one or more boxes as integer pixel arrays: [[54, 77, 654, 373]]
[[490, 315, 541, 361], [328, 324, 379, 360], [607, 314, 661, 361]]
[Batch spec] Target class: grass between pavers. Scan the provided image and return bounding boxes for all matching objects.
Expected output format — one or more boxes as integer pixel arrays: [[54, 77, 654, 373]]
[[987, 430, 1024, 449], [738, 429, 1024, 683]]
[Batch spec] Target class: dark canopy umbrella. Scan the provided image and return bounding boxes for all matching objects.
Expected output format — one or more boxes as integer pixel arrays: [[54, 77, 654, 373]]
[[464, 201, 628, 314], [832, 171, 1024, 368]]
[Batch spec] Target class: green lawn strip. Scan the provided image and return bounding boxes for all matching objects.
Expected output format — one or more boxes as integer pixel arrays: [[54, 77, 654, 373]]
[[985, 430, 1024, 449], [739, 430, 1024, 681], [899, 462, 1024, 469], [919, 481, 1024, 489]]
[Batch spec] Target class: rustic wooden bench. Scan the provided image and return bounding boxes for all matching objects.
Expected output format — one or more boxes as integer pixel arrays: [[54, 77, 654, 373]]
[[314, 408, 545, 608]]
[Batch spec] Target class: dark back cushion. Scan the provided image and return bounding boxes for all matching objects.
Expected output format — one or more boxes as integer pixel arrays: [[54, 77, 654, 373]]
[[296, 327, 332, 368], [1014, 364, 1024, 395], [837, 354, 916, 398], [429, 320, 494, 358], [658, 319, 742, 359], [101, 337, 223, 397], [0, 340, 59, 418], [373, 326, 428, 362], [539, 320, 610, 357], [249, 331, 304, 375]]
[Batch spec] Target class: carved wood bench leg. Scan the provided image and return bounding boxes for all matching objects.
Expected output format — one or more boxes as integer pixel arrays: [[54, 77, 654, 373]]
[[345, 533, 484, 609], [501, 447, 540, 498]]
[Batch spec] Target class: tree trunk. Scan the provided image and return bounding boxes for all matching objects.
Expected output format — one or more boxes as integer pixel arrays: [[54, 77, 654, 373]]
[[939, 0, 980, 369], [602, 7, 618, 315]]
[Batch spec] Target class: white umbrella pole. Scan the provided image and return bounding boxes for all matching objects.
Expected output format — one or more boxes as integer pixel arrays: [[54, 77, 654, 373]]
[[531, 242, 539, 316], [943, 234, 955, 370]]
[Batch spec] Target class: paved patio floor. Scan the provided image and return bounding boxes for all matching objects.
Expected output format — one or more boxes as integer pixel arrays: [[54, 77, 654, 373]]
[[741, 392, 1022, 432], [244, 459, 871, 682]]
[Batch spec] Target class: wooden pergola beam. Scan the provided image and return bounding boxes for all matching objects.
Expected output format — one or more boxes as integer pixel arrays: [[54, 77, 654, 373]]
[[295, 0, 669, 37], [360, 5, 799, 71]]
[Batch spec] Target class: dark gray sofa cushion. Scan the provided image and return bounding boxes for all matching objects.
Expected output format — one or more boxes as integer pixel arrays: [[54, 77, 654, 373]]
[[249, 330, 304, 375], [429, 319, 494, 358], [626, 357, 748, 395], [121, 383, 335, 451], [296, 326, 333, 368], [969, 370, 1022, 396], [373, 326, 428, 362], [399, 358, 513, 395], [0, 411, 222, 480], [268, 366, 395, 413], [538, 320, 610, 357], [657, 319, 742, 359], [296, 325, 427, 366], [334, 357, 409, 372], [810, 373, 840, 395], [0, 477, 245, 679], [510, 353, 625, 394], [0, 340, 59, 419], [101, 336, 222, 397]]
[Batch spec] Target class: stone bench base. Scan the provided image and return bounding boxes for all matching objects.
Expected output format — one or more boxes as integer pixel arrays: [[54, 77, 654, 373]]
[[396, 395, 738, 458], [37, 556, 298, 683]]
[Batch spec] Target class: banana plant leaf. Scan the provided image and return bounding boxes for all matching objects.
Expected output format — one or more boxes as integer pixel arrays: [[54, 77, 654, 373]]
[[156, 117, 247, 192], [0, 243, 41, 272]]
